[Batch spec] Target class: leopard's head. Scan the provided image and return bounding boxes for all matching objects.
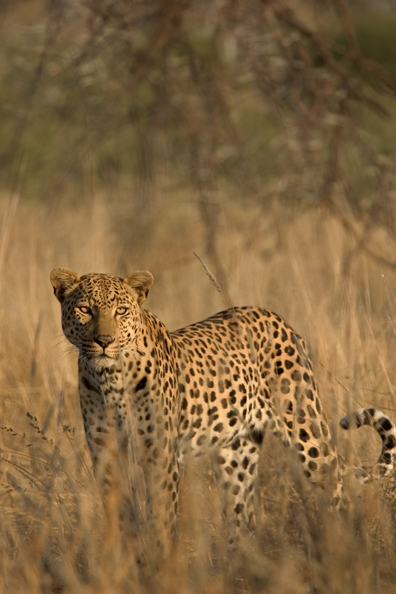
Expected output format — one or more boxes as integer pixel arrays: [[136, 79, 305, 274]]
[[50, 268, 153, 368]]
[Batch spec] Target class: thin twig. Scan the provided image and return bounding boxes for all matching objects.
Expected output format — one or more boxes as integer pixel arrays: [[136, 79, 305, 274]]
[[193, 252, 222, 293]]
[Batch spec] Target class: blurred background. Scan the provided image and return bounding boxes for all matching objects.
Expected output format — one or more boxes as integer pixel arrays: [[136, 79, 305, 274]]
[[1, 1, 396, 592]]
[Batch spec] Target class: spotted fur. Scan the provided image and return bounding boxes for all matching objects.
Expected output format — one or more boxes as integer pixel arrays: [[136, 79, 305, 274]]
[[50, 268, 396, 546]]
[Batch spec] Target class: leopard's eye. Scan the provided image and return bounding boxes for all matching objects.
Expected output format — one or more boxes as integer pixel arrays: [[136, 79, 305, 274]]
[[116, 306, 128, 316], [77, 306, 92, 315]]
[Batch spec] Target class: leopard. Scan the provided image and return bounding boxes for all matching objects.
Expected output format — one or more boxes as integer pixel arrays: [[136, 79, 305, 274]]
[[50, 267, 396, 549]]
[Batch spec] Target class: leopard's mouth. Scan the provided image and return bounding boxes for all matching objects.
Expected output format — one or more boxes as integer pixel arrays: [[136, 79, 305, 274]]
[[78, 337, 134, 364], [82, 346, 120, 361]]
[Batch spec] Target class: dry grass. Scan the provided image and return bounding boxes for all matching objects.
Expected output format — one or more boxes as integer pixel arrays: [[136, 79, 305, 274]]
[[1, 192, 396, 593]]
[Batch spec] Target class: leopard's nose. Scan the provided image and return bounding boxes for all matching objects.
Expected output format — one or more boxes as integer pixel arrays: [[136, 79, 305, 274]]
[[94, 335, 115, 349]]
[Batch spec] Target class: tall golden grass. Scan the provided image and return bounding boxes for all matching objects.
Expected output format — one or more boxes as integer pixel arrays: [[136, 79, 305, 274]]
[[1, 192, 396, 592]]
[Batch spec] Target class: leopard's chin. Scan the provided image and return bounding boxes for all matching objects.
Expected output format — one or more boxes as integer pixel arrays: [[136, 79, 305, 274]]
[[83, 350, 119, 370]]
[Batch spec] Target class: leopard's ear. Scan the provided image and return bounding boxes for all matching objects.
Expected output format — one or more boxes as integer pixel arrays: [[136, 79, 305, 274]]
[[123, 270, 154, 305], [50, 268, 81, 303]]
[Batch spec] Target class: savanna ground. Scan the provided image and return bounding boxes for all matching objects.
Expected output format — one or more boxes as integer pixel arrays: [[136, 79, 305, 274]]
[[1, 1, 396, 592]]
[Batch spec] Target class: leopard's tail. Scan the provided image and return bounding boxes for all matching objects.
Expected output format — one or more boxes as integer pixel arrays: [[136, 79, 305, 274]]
[[340, 407, 396, 477]]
